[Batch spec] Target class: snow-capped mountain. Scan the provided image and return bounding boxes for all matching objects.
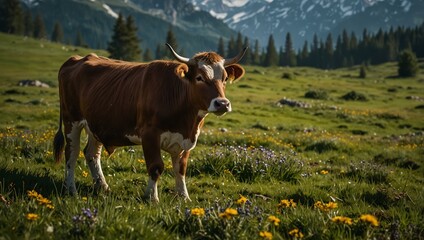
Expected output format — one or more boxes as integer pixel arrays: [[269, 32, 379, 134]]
[[21, 0, 237, 55], [190, 0, 423, 49]]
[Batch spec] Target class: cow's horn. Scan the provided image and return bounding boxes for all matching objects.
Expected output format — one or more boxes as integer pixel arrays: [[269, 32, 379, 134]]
[[224, 47, 248, 66], [166, 43, 190, 63]]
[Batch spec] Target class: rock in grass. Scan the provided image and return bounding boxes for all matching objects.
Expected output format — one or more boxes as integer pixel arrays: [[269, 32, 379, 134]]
[[277, 98, 311, 108], [18, 80, 50, 88]]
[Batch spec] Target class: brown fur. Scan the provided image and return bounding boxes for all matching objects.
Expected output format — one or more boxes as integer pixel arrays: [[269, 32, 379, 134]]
[[193, 52, 223, 64]]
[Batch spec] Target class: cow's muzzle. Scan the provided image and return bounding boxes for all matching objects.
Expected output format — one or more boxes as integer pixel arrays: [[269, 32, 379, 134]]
[[208, 98, 232, 116]]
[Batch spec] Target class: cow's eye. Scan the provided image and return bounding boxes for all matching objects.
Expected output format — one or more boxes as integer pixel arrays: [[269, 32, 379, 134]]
[[196, 75, 203, 82]]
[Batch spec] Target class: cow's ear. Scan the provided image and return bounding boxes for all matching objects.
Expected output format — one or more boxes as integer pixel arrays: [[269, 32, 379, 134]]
[[225, 64, 245, 83], [175, 64, 189, 80]]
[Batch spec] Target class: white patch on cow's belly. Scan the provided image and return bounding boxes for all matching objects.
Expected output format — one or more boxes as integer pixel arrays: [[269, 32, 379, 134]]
[[160, 132, 198, 154], [126, 135, 142, 145]]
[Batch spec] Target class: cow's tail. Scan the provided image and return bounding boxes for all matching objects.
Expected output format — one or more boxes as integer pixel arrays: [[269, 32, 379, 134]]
[[53, 106, 65, 163], [53, 66, 65, 163]]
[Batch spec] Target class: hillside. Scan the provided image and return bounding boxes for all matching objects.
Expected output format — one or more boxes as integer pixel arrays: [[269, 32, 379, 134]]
[[0, 32, 423, 136], [0, 32, 423, 239]]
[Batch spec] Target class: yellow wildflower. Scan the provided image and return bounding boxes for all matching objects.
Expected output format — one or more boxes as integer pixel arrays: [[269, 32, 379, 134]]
[[27, 190, 39, 198], [320, 170, 329, 175], [82, 197, 88, 201], [191, 208, 205, 217], [278, 199, 297, 209], [82, 171, 88, 178], [314, 201, 338, 212], [259, 231, 273, 240], [236, 195, 248, 205], [219, 208, 238, 219], [37, 197, 52, 205], [46, 204, 55, 210], [268, 215, 281, 226], [26, 213, 39, 221], [288, 228, 304, 239], [360, 214, 379, 227], [326, 201, 338, 209], [331, 216, 353, 225], [137, 159, 145, 164]]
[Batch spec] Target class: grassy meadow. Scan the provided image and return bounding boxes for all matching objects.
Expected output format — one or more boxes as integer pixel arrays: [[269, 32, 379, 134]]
[[0, 32, 423, 239]]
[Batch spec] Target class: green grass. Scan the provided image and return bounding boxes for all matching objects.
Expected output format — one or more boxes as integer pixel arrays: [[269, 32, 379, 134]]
[[0, 32, 423, 239]]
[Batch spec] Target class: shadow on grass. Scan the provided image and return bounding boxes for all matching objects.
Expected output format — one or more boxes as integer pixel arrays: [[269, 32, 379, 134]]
[[0, 167, 92, 198]]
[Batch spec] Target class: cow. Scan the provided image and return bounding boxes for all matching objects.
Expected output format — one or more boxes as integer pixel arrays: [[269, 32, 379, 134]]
[[53, 44, 246, 202]]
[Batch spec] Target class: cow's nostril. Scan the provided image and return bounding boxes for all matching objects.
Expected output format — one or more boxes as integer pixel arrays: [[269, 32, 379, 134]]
[[214, 100, 221, 108]]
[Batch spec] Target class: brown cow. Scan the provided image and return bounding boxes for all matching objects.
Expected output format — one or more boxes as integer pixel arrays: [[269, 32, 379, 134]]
[[53, 44, 246, 202]]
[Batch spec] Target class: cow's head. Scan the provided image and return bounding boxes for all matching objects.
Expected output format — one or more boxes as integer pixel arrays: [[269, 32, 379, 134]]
[[166, 43, 246, 116]]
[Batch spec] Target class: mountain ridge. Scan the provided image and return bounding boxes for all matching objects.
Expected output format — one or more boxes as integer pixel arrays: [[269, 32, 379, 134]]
[[22, 0, 238, 56], [190, 0, 423, 49]]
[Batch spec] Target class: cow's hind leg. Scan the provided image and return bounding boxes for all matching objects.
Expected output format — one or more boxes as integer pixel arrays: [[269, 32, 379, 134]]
[[64, 121, 83, 195], [142, 130, 164, 203], [83, 131, 109, 193], [171, 151, 191, 201]]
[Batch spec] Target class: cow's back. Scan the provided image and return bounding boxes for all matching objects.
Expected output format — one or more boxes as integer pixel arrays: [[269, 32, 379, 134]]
[[58, 54, 148, 146]]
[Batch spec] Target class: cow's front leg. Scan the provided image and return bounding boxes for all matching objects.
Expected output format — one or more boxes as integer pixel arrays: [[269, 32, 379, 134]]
[[142, 130, 164, 203], [171, 151, 191, 201]]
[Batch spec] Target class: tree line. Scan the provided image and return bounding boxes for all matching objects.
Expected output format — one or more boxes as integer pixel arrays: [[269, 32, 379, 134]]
[[1, 0, 422, 69], [222, 23, 424, 69], [0, 0, 88, 47]]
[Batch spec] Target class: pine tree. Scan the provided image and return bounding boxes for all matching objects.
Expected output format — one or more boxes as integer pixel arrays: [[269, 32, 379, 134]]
[[227, 36, 235, 58], [324, 33, 334, 68], [0, 0, 24, 34], [253, 40, 260, 65], [165, 26, 178, 59], [217, 37, 225, 56], [235, 32, 243, 55], [51, 21, 64, 43], [108, 14, 127, 59], [33, 14, 47, 39], [155, 44, 163, 59], [398, 50, 418, 77], [143, 48, 153, 61], [23, 10, 33, 37], [278, 47, 284, 66], [310, 34, 319, 68], [300, 41, 309, 66], [349, 32, 358, 64], [263, 34, 278, 66], [284, 32, 296, 66], [107, 14, 142, 61], [124, 15, 141, 61], [242, 37, 252, 65], [75, 31, 86, 47]]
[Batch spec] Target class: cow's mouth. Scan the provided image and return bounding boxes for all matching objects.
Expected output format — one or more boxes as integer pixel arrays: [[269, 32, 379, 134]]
[[212, 111, 228, 116]]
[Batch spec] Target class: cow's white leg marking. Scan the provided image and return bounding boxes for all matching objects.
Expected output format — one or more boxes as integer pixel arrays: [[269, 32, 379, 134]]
[[65, 121, 84, 195], [172, 154, 190, 201], [84, 125, 109, 192], [145, 177, 159, 203]]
